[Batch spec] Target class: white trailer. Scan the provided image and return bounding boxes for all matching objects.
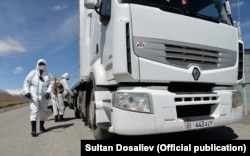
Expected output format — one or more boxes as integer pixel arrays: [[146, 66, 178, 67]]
[[71, 0, 245, 140]]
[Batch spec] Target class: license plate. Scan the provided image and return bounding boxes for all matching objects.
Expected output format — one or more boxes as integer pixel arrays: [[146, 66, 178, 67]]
[[184, 119, 214, 130]]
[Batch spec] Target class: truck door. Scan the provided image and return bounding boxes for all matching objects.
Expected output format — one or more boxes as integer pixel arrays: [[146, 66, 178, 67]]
[[90, 11, 100, 63], [90, 0, 111, 64]]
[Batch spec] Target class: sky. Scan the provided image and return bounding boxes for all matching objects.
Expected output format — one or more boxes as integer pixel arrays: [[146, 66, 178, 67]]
[[0, 0, 79, 94], [0, 0, 249, 95]]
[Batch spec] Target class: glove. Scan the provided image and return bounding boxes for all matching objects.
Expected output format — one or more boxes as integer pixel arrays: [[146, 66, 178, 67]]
[[25, 93, 31, 99], [44, 92, 50, 99]]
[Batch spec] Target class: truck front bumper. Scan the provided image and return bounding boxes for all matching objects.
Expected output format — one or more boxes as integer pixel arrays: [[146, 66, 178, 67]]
[[108, 88, 244, 135]]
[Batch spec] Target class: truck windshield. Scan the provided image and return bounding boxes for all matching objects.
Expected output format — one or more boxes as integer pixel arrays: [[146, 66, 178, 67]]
[[119, 0, 232, 25]]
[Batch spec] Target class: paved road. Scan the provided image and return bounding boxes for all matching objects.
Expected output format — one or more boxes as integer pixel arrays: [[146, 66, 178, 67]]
[[0, 104, 249, 156], [0, 104, 94, 156]]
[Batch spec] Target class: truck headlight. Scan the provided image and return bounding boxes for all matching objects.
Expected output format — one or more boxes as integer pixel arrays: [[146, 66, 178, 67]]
[[113, 93, 151, 113], [232, 91, 243, 108]]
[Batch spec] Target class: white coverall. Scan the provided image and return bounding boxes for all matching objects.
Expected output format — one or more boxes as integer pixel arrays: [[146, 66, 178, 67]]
[[51, 73, 74, 116], [23, 59, 54, 121]]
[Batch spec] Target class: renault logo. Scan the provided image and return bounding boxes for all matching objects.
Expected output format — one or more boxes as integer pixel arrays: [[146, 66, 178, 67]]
[[192, 67, 201, 80]]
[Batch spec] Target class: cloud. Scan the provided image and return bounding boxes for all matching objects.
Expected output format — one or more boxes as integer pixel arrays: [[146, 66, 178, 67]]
[[231, 0, 244, 8], [50, 13, 78, 42], [52, 5, 68, 11], [13, 66, 25, 74], [59, 14, 78, 36], [0, 37, 26, 55], [5, 89, 24, 95]]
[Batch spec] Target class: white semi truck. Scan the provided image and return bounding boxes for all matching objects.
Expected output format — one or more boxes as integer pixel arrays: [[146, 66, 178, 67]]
[[70, 0, 245, 140]]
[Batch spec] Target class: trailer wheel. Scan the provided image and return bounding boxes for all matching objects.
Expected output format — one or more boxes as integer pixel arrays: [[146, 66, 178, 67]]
[[89, 88, 113, 140]]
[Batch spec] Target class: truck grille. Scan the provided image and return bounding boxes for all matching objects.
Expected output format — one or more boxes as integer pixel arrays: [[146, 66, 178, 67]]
[[176, 104, 214, 118], [165, 44, 219, 69], [175, 94, 219, 118], [133, 37, 236, 70]]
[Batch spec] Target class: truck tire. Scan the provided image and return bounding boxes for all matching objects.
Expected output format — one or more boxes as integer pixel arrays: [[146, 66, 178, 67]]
[[74, 104, 80, 118], [89, 88, 114, 140], [74, 95, 80, 118], [69, 103, 74, 109]]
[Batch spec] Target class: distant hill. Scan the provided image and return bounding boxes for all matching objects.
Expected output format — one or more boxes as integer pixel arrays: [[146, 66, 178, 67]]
[[0, 90, 29, 108]]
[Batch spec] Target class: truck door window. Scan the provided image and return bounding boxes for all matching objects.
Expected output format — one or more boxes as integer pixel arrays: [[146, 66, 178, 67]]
[[100, 0, 111, 25]]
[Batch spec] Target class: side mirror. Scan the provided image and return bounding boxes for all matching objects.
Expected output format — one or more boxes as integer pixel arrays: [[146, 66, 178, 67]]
[[84, 0, 99, 9], [224, 0, 232, 15]]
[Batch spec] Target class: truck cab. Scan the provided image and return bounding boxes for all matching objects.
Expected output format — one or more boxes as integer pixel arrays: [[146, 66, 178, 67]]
[[73, 0, 244, 140]]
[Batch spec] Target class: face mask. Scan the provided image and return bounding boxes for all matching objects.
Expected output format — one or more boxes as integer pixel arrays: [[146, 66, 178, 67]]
[[39, 65, 45, 70]]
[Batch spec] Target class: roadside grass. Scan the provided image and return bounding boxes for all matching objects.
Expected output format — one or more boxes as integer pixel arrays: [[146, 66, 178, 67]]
[[0, 90, 29, 108]]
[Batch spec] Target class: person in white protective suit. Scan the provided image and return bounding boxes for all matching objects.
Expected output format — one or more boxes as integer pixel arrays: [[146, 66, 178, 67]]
[[23, 59, 54, 137], [51, 72, 74, 122], [62, 73, 75, 106]]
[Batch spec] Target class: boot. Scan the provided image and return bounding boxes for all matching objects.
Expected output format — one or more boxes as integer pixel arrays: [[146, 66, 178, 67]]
[[54, 115, 58, 122], [59, 115, 64, 121], [31, 121, 38, 137], [40, 121, 47, 132]]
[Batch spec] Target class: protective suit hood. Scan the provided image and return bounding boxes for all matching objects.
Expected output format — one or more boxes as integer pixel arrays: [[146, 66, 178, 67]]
[[36, 59, 47, 71], [62, 73, 69, 80]]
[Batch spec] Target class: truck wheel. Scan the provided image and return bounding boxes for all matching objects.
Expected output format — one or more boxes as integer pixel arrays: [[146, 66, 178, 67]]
[[89, 88, 113, 140], [74, 96, 80, 118], [69, 103, 74, 109]]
